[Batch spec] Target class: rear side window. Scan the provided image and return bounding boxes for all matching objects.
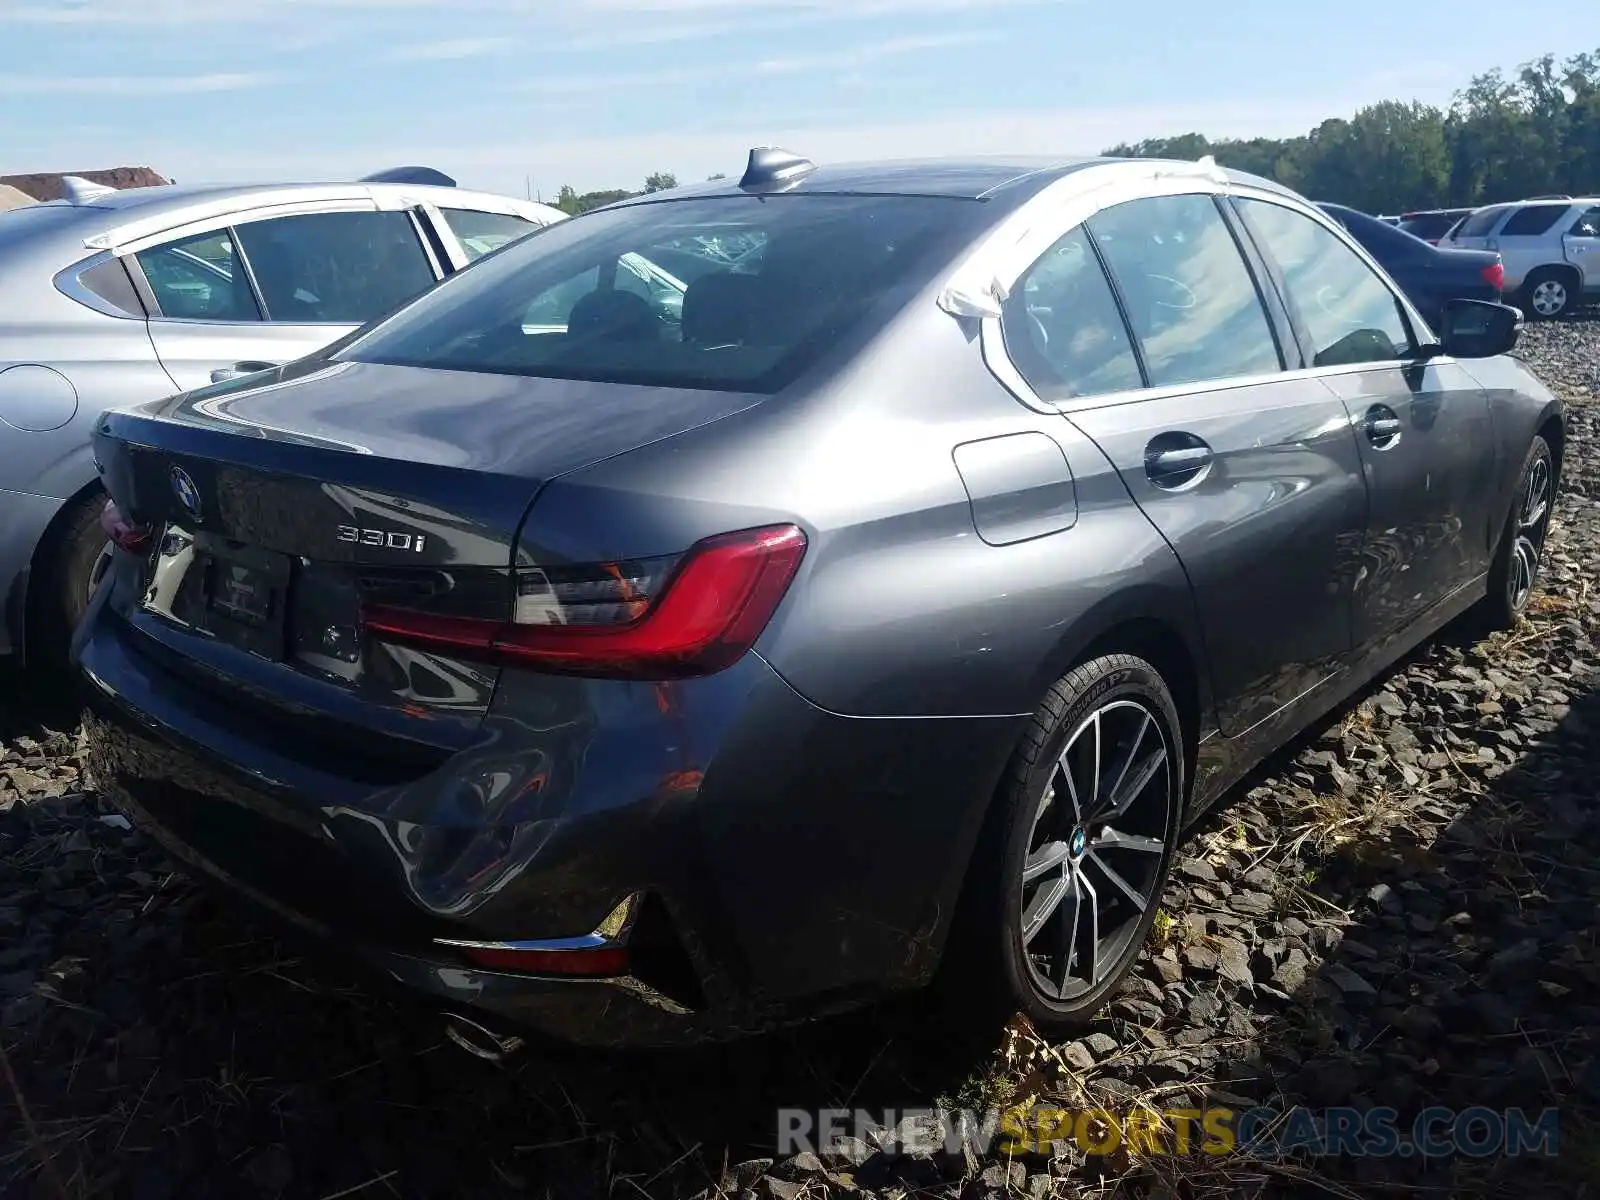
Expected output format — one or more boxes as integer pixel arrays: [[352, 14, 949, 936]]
[[344, 195, 973, 393], [1397, 212, 1463, 241], [1087, 193, 1281, 388], [1455, 206, 1507, 238], [1501, 205, 1567, 237], [136, 230, 261, 321], [1570, 206, 1600, 237], [1236, 199, 1413, 367], [440, 208, 542, 261], [233, 210, 436, 323], [1000, 225, 1143, 401]]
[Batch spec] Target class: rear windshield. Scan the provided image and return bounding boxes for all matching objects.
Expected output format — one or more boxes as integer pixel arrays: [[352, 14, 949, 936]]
[[1326, 206, 1426, 256], [1396, 212, 1460, 240], [343, 194, 976, 393], [1455, 206, 1507, 238]]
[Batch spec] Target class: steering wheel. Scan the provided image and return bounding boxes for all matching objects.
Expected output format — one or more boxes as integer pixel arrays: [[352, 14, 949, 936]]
[[1149, 273, 1197, 310]]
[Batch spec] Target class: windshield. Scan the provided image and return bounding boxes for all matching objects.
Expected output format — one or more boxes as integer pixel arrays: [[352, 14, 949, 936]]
[[342, 194, 977, 393]]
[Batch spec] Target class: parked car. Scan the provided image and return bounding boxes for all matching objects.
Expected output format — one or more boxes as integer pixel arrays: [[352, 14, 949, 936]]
[[1441, 197, 1600, 318], [0, 173, 564, 667], [1317, 202, 1503, 328], [76, 150, 1561, 1051], [1395, 207, 1474, 244]]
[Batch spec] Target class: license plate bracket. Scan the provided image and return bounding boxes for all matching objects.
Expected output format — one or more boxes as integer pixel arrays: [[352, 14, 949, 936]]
[[197, 535, 291, 661]]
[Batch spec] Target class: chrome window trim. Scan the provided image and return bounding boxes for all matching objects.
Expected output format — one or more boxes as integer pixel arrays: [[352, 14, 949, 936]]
[[86, 187, 377, 254], [109, 198, 381, 257], [951, 161, 1443, 416]]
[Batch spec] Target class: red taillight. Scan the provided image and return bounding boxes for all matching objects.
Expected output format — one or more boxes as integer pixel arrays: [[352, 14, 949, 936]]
[[1481, 262, 1505, 291], [454, 944, 630, 977], [361, 523, 808, 679], [99, 499, 150, 552]]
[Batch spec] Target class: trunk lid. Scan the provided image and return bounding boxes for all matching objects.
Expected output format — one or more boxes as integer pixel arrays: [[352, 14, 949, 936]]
[[92, 355, 761, 750]]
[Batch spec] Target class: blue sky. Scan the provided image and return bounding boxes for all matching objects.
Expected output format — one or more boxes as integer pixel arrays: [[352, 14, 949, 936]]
[[0, 0, 1580, 198]]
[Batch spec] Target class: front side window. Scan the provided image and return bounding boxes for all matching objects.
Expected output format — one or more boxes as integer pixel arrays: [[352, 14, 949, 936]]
[[1000, 225, 1143, 401], [1086, 193, 1281, 388], [136, 230, 260, 321], [1500, 205, 1566, 237], [232, 210, 436, 323], [1236, 199, 1413, 367], [440, 208, 542, 262], [344, 195, 974, 393]]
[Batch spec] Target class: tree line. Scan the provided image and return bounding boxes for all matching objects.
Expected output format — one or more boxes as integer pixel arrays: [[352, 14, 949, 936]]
[[552, 170, 697, 215], [542, 48, 1598, 219], [1105, 48, 1600, 214]]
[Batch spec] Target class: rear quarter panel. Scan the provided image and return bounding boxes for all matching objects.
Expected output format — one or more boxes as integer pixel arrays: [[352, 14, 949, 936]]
[[521, 295, 1214, 724]]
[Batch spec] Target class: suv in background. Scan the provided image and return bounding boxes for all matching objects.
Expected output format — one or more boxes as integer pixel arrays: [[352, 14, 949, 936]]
[[1442, 198, 1600, 318], [1396, 208, 1474, 244]]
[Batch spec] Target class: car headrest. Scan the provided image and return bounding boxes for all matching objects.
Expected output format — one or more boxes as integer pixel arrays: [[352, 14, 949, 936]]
[[681, 272, 761, 346], [566, 288, 658, 343]]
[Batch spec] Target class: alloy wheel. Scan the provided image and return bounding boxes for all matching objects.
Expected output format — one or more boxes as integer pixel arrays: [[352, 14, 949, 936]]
[[1018, 699, 1172, 1001], [1509, 454, 1551, 611], [1530, 279, 1567, 318]]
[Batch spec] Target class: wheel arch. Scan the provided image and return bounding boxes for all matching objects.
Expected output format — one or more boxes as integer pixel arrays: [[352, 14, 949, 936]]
[[1523, 261, 1583, 305], [18, 476, 105, 664], [1026, 585, 1217, 798], [1538, 409, 1565, 484]]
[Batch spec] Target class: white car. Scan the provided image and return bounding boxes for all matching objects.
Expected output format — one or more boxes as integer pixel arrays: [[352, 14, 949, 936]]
[[0, 168, 565, 666], [1442, 196, 1600, 318]]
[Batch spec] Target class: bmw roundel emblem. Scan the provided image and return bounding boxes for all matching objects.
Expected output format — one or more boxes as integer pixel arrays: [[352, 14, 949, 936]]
[[169, 465, 202, 522]]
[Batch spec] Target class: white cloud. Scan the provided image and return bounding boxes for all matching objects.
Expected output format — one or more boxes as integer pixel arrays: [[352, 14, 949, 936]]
[[0, 0, 1045, 25], [753, 32, 1001, 74], [0, 72, 275, 95], [386, 36, 513, 61], [511, 31, 996, 93], [86, 97, 1382, 196]]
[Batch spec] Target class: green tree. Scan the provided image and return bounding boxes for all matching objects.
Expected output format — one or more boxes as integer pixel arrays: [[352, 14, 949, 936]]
[[644, 171, 678, 193], [1103, 46, 1600, 214]]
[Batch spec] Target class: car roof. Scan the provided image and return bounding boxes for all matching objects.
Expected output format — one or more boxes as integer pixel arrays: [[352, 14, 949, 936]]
[[39, 179, 550, 214], [606, 155, 1297, 212]]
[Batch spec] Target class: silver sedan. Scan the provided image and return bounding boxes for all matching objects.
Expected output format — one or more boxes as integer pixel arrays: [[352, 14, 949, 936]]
[[0, 173, 564, 666]]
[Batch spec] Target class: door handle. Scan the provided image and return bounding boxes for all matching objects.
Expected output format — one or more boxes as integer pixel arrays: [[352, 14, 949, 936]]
[[1365, 404, 1403, 449], [1144, 438, 1214, 489], [211, 361, 277, 383]]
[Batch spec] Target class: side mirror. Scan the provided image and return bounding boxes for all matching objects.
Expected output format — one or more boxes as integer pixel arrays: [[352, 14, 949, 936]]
[[1436, 298, 1521, 359]]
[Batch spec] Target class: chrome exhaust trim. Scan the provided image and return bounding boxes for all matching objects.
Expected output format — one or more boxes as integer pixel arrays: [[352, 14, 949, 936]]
[[442, 1013, 525, 1062]]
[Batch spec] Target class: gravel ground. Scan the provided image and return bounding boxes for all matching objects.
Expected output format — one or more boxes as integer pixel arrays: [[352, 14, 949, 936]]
[[3, 317, 1599, 1200]]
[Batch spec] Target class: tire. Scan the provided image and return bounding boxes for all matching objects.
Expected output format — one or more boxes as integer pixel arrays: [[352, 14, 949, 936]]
[[941, 654, 1184, 1031], [1477, 435, 1554, 633], [1519, 268, 1575, 321], [29, 489, 110, 670]]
